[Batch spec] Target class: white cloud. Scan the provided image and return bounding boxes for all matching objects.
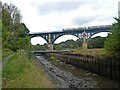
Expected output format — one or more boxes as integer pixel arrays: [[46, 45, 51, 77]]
[[54, 35, 78, 44], [2, 0, 120, 45], [31, 37, 47, 45]]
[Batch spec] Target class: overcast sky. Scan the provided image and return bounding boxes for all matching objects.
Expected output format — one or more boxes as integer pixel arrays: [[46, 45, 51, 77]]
[[2, 0, 120, 45]]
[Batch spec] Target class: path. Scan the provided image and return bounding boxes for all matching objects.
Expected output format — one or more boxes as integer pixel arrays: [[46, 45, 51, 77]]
[[2, 53, 15, 69]]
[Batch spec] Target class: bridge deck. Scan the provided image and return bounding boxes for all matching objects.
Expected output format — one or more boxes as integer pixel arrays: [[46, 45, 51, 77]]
[[29, 25, 111, 35], [32, 50, 72, 53]]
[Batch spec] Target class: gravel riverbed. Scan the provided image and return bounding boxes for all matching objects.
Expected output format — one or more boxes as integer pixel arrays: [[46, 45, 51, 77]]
[[36, 55, 98, 89]]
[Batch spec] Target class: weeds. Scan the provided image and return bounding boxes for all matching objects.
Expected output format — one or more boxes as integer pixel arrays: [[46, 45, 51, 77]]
[[2, 50, 56, 88]]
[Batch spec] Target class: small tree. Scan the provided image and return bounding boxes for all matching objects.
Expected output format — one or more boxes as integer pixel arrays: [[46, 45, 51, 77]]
[[18, 36, 31, 50]]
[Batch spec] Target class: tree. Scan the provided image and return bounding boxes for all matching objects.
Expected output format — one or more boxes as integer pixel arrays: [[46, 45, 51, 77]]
[[88, 36, 107, 48], [33, 43, 47, 50], [54, 39, 82, 50], [2, 2, 31, 51], [104, 18, 120, 58]]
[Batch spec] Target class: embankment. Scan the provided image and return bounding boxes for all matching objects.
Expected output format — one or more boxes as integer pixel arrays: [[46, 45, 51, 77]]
[[2, 50, 56, 88], [43, 52, 120, 82]]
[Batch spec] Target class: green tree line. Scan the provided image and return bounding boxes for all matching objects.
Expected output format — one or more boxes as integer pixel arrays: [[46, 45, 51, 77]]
[[87, 36, 107, 48], [34, 36, 106, 50], [104, 18, 120, 58]]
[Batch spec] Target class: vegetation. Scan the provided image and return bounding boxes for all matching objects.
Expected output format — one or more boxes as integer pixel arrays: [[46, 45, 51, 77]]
[[33, 43, 47, 50], [49, 56, 60, 62], [54, 39, 82, 50], [73, 48, 106, 56], [34, 36, 106, 51], [2, 49, 13, 61], [2, 0, 119, 88], [3, 50, 56, 88], [2, 1, 56, 88], [2, 2, 31, 52], [1, 1, 33, 60], [104, 18, 120, 58], [87, 36, 107, 49]]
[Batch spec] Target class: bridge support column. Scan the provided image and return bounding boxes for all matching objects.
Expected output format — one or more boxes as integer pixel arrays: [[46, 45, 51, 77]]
[[48, 33, 53, 50], [48, 43, 53, 50], [82, 31, 87, 49], [82, 41, 87, 49]]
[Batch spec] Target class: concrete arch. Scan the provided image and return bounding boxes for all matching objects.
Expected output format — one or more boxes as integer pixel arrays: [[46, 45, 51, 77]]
[[52, 33, 80, 44]]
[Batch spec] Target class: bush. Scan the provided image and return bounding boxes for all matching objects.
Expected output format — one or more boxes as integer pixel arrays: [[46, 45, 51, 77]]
[[49, 56, 56, 61]]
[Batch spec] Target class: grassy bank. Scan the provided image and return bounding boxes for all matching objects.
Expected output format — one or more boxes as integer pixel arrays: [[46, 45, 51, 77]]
[[0, 38, 1, 89], [2, 50, 56, 88], [73, 48, 106, 56], [0, 38, 1, 62]]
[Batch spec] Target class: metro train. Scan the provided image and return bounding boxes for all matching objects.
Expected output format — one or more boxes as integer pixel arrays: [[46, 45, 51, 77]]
[[62, 25, 111, 31]]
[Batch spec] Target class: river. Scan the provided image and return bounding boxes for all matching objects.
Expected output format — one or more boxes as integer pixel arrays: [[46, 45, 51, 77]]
[[36, 55, 119, 89]]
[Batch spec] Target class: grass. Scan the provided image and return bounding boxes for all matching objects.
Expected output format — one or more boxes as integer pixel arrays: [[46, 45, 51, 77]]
[[0, 38, 2, 89], [2, 50, 56, 88], [0, 38, 1, 62], [73, 48, 107, 56], [49, 56, 60, 62], [0, 50, 1, 62], [2, 49, 13, 61]]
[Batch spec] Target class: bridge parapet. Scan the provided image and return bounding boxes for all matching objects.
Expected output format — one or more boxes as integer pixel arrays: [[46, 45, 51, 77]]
[[32, 50, 72, 53]]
